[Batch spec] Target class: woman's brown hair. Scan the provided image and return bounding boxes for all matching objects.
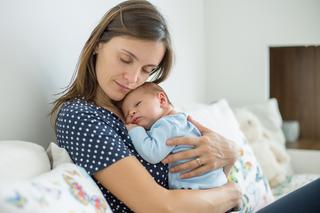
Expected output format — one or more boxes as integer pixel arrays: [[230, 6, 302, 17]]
[[50, 0, 173, 125]]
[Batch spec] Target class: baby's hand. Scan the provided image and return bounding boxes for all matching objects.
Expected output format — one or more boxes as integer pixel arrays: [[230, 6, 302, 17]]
[[126, 123, 138, 130]]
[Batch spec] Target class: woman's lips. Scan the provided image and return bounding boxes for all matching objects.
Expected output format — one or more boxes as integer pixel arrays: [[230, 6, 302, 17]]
[[114, 81, 130, 92]]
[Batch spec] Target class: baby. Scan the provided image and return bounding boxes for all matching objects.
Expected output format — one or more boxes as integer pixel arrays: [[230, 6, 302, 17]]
[[121, 82, 228, 189]]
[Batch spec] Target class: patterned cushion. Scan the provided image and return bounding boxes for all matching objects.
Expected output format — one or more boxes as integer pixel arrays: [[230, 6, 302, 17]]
[[180, 99, 274, 212], [228, 139, 274, 212], [0, 163, 112, 213]]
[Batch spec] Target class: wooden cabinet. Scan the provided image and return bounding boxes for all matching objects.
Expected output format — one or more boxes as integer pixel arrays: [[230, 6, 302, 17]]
[[270, 46, 320, 149], [286, 139, 320, 150]]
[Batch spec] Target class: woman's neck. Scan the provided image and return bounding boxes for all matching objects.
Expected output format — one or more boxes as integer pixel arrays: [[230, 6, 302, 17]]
[[94, 86, 124, 121]]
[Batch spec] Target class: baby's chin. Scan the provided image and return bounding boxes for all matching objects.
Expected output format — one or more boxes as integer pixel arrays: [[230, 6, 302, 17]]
[[143, 121, 156, 130], [141, 124, 150, 130], [136, 121, 150, 130]]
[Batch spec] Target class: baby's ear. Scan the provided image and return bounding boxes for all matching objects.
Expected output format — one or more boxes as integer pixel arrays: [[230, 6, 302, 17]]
[[158, 92, 169, 107]]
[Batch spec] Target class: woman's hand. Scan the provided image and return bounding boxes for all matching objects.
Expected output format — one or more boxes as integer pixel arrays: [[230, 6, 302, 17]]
[[162, 116, 240, 179]]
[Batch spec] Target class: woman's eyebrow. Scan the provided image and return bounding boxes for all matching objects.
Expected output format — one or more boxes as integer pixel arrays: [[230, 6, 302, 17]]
[[121, 49, 158, 67], [121, 49, 139, 61]]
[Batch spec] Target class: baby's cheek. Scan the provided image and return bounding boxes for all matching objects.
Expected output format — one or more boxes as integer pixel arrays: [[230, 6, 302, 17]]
[[126, 117, 132, 124]]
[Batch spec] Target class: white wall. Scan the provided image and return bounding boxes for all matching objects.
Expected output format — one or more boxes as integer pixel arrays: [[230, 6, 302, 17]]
[[0, 0, 206, 147], [4, 0, 318, 147], [204, 0, 320, 106], [154, 0, 206, 105]]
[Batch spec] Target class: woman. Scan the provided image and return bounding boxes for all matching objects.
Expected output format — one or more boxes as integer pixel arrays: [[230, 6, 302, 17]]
[[51, 1, 241, 212]]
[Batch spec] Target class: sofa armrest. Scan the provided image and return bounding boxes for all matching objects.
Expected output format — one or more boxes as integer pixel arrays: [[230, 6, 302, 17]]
[[287, 149, 320, 174]]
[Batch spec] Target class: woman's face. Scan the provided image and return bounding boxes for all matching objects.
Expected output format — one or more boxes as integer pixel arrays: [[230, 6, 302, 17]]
[[95, 36, 165, 102]]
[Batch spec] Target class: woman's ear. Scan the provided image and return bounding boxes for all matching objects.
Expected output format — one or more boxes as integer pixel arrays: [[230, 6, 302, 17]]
[[158, 92, 169, 108], [94, 43, 103, 55]]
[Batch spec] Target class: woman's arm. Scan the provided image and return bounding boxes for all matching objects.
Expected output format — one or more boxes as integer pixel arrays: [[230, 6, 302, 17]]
[[162, 116, 240, 179], [94, 156, 241, 213]]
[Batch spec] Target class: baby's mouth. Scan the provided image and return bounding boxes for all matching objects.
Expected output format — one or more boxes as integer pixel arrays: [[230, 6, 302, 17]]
[[132, 116, 141, 124]]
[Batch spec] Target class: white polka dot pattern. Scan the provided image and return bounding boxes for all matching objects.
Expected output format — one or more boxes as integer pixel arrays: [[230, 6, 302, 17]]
[[56, 98, 168, 212]]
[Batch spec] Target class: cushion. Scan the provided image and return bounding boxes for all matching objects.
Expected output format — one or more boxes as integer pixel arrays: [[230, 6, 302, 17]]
[[233, 108, 291, 187], [179, 99, 274, 212], [233, 99, 293, 177], [46, 142, 73, 169], [240, 98, 286, 147], [0, 140, 51, 181], [0, 163, 112, 213]]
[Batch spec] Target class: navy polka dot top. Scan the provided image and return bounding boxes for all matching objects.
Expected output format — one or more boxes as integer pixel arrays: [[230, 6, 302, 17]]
[[56, 98, 168, 212]]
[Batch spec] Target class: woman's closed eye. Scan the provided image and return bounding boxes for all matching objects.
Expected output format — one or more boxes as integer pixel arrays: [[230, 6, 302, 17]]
[[120, 57, 154, 74], [142, 66, 158, 74], [135, 101, 142, 107], [120, 57, 132, 64]]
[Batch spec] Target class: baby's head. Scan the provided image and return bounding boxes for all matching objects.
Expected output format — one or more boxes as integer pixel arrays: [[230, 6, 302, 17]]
[[122, 82, 172, 129]]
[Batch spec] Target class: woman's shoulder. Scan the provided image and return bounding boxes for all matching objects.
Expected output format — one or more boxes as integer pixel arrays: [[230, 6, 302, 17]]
[[56, 98, 128, 139], [59, 98, 116, 119], [56, 98, 125, 130]]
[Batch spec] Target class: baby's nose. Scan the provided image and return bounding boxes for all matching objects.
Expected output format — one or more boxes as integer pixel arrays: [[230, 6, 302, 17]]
[[129, 110, 136, 116]]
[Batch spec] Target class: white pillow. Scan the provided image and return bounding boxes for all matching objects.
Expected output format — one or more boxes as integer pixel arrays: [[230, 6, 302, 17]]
[[179, 99, 244, 143], [179, 99, 274, 211], [46, 142, 73, 169], [0, 163, 113, 213], [240, 98, 286, 147], [234, 99, 293, 175], [0, 140, 51, 181]]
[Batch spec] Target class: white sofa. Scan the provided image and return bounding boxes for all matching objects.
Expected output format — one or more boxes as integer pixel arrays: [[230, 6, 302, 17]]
[[0, 99, 319, 213], [272, 149, 320, 198], [0, 140, 113, 213], [287, 149, 320, 174], [0, 142, 319, 213]]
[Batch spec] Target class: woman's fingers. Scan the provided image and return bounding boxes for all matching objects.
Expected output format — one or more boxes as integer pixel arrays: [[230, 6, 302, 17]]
[[170, 156, 203, 173], [180, 164, 211, 179], [162, 147, 200, 164], [226, 182, 243, 210], [164, 117, 240, 178], [166, 135, 199, 146], [187, 115, 211, 134], [168, 155, 213, 179]]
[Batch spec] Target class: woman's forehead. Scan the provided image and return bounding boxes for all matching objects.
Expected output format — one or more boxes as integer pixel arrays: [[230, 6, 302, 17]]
[[106, 36, 165, 64]]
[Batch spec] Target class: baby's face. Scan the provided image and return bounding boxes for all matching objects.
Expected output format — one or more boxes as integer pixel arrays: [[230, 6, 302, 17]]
[[122, 88, 164, 129]]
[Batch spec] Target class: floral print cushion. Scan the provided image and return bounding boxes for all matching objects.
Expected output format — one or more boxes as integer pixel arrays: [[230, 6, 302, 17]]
[[228, 140, 274, 213], [271, 174, 320, 200], [0, 163, 112, 213]]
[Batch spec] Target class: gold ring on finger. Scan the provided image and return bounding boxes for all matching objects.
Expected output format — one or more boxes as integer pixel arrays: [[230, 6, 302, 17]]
[[196, 157, 202, 167]]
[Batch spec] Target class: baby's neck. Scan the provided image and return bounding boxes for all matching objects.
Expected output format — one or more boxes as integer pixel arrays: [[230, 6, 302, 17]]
[[162, 105, 176, 117]]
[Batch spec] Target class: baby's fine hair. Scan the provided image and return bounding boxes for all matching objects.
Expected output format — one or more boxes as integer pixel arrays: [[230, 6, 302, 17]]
[[134, 82, 173, 106]]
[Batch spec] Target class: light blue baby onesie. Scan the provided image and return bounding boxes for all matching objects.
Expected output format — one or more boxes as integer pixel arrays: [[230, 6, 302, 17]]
[[128, 113, 227, 189]]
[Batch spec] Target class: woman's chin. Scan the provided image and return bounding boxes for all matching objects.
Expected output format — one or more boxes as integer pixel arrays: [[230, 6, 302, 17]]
[[109, 92, 127, 102]]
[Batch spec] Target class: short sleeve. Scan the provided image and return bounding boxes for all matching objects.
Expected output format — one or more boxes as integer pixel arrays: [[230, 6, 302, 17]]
[[56, 105, 132, 176], [55, 99, 169, 212]]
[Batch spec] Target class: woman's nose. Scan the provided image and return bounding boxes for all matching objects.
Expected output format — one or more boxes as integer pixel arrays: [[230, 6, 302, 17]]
[[124, 68, 140, 84]]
